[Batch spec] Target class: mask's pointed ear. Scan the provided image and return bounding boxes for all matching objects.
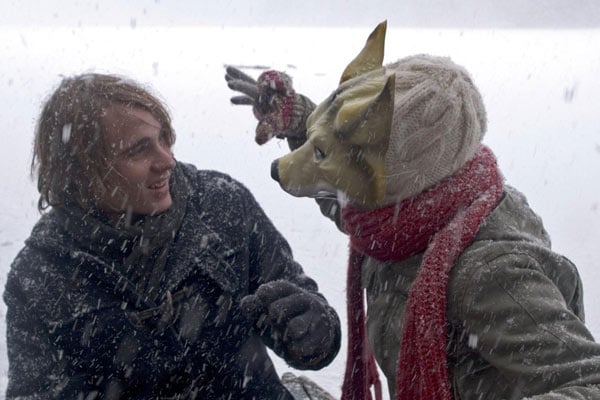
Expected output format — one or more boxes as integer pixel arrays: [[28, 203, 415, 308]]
[[340, 20, 387, 84]]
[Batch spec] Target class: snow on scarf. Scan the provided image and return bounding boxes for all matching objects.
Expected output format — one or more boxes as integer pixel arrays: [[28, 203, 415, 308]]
[[340, 145, 504, 400]]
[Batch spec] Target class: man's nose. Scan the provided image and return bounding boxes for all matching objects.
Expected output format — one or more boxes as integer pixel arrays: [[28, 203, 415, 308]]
[[154, 146, 176, 171]]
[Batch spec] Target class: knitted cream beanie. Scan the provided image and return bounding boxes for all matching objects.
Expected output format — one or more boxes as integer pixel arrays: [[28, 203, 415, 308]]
[[383, 54, 487, 204]]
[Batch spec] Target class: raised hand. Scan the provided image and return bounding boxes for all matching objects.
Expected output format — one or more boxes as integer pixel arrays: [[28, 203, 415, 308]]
[[225, 66, 315, 148]]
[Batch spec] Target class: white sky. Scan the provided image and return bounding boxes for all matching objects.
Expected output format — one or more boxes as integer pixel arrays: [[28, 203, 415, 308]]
[[2, 0, 600, 28]]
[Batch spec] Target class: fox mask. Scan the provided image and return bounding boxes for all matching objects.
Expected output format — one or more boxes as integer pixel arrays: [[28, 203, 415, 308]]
[[271, 21, 395, 209]]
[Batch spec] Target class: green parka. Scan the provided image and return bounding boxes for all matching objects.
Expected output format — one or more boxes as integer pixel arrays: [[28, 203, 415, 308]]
[[355, 186, 600, 399]]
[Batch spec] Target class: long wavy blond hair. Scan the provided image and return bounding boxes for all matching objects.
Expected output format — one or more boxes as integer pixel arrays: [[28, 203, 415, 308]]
[[32, 73, 175, 211]]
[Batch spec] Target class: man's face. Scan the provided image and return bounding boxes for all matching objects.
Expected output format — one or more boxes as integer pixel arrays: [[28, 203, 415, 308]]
[[98, 105, 176, 218]]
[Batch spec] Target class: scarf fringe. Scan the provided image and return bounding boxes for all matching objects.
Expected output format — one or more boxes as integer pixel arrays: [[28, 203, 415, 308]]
[[342, 252, 382, 400]]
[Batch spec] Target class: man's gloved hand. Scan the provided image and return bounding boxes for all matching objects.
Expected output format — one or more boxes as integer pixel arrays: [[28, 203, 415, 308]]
[[240, 280, 340, 370], [225, 66, 315, 149]]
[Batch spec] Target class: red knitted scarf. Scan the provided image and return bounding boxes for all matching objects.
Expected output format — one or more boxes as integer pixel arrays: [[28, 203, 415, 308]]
[[340, 146, 504, 400]]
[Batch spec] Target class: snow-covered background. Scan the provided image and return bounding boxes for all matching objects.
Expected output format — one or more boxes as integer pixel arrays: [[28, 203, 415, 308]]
[[1, 2, 600, 399]]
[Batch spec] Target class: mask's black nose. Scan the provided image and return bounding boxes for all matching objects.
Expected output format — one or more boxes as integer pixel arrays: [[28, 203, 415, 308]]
[[270, 160, 280, 182]]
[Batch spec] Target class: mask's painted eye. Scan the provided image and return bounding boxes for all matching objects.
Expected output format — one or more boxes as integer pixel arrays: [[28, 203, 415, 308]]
[[314, 146, 326, 162]]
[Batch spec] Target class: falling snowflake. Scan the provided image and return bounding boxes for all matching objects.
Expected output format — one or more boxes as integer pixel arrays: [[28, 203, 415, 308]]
[[468, 333, 478, 348], [62, 123, 72, 144]]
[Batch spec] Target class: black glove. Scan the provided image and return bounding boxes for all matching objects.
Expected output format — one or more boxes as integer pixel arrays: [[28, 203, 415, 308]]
[[225, 66, 315, 149], [240, 280, 340, 370]]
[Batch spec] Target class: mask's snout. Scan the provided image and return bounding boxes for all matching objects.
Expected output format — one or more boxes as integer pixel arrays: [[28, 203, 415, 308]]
[[270, 159, 280, 182]]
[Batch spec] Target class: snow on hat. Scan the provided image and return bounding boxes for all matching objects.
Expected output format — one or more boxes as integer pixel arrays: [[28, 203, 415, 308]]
[[383, 54, 487, 204]]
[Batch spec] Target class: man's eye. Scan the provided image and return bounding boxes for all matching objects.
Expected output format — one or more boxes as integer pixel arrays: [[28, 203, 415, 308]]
[[128, 147, 143, 156], [125, 144, 147, 158], [314, 146, 326, 162]]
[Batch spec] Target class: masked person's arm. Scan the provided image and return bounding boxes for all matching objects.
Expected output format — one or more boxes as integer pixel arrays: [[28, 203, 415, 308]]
[[225, 66, 344, 232], [452, 250, 600, 399]]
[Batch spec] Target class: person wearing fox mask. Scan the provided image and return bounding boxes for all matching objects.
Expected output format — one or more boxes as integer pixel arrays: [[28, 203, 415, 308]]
[[3, 72, 342, 399], [226, 21, 600, 400]]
